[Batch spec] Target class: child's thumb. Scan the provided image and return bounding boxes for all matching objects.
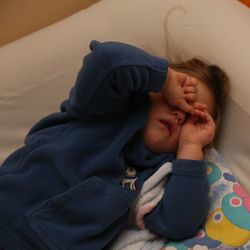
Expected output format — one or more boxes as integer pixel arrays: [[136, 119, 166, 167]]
[[177, 99, 194, 114]]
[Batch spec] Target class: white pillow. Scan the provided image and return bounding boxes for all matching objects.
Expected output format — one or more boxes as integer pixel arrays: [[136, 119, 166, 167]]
[[0, 0, 249, 193]]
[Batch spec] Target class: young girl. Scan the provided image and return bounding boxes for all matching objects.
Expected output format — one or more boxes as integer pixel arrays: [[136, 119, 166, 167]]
[[0, 40, 229, 250]]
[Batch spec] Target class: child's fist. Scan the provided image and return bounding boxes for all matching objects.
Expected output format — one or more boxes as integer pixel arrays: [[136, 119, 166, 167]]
[[177, 103, 216, 160], [162, 68, 198, 114]]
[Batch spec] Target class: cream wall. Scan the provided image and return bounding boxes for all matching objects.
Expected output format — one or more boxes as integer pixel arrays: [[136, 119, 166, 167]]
[[0, 0, 100, 46]]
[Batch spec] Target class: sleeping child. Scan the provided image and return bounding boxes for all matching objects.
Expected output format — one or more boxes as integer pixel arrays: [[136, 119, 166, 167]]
[[0, 40, 229, 250]]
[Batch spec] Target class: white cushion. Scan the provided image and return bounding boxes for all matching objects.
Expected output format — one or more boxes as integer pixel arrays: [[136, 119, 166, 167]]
[[0, 0, 249, 193]]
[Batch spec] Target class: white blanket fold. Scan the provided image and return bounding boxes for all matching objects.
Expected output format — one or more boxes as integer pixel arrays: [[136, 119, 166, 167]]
[[109, 162, 172, 250]]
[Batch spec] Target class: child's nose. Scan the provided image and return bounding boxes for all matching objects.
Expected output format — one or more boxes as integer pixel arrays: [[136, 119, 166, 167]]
[[172, 110, 186, 124]]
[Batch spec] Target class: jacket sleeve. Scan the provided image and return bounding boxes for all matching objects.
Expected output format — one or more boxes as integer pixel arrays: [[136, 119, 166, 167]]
[[61, 40, 168, 117], [144, 159, 209, 240], [25, 40, 168, 143]]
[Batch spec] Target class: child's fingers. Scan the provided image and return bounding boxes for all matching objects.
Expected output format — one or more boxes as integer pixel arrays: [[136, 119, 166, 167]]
[[193, 109, 208, 120], [175, 99, 194, 114], [193, 109, 215, 125], [183, 83, 198, 103], [184, 77, 198, 87], [192, 102, 208, 111], [203, 111, 215, 125], [183, 86, 197, 94], [185, 93, 196, 103]]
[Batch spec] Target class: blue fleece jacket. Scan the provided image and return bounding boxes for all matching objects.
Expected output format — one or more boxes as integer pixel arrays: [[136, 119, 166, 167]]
[[0, 40, 209, 250]]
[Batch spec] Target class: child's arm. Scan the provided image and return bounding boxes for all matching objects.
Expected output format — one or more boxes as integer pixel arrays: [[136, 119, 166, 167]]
[[144, 159, 209, 240], [26, 41, 194, 140], [177, 103, 216, 160], [26, 41, 169, 141], [144, 107, 215, 240], [61, 40, 168, 117]]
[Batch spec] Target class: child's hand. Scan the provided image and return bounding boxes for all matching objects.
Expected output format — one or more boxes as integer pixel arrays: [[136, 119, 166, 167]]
[[177, 103, 216, 160], [162, 68, 198, 114]]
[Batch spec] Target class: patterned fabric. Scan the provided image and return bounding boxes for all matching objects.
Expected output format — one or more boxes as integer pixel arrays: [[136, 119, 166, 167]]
[[163, 148, 250, 250], [110, 148, 250, 250]]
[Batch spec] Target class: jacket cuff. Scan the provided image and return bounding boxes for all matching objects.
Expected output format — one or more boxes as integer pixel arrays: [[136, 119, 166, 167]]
[[172, 159, 207, 177]]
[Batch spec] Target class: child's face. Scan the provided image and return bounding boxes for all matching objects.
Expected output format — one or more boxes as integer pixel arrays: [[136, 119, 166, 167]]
[[142, 80, 215, 154]]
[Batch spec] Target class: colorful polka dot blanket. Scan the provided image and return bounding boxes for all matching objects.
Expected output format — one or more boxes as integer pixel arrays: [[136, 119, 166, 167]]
[[164, 148, 250, 250], [110, 149, 250, 250]]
